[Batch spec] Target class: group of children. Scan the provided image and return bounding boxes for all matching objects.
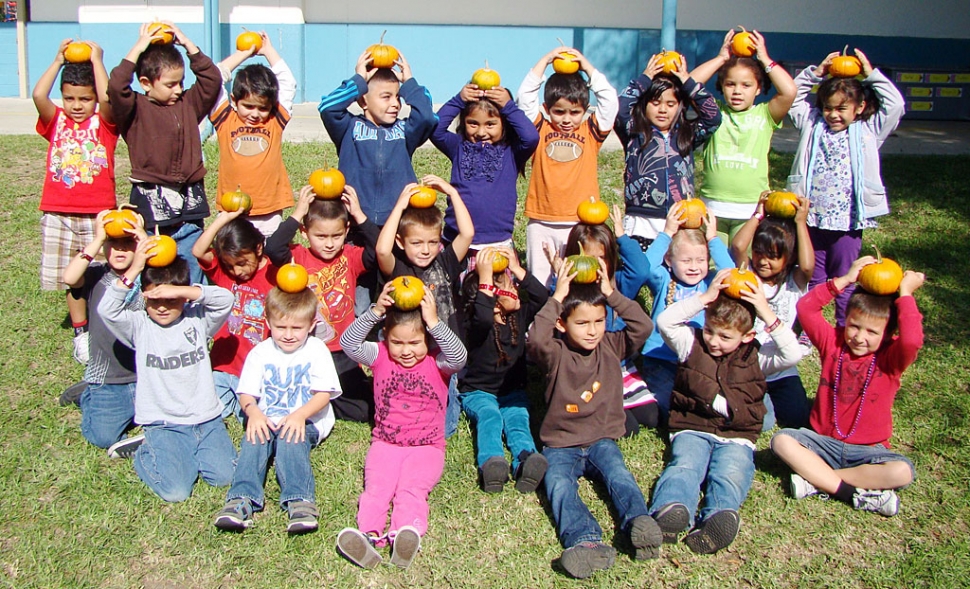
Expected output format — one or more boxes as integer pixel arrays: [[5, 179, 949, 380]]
[[37, 22, 924, 578]]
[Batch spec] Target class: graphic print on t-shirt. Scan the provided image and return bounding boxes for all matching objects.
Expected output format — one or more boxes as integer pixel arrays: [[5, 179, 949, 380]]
[[49, 116, 109, 189], [226, 283, 268, 346]]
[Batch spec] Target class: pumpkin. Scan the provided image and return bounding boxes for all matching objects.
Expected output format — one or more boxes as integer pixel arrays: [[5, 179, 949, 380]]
[[308, 168, 345, 200], [723, 263, 760, 299], [656, 49, 683, 74], [145, 235, 178, 268], [830, 45, 862, 78], [764, 191, 800, 219], [389, 276, 425, 311], [857, 244, 903, 295], [148, 22, 174, 45], [64, 42, 92, 64], [491, 253, 509, 273], [236, 31, 262, 53], [565, 244, 600, 284], [104, 209, 140, 239], [731, 27, 756, 57], [576, 196, 609, 225], [471, 60, 501, 90], [553, 51, 580, 75], [219, 186, 252, 213], [366, 31, 399, 69], [276, 262, 309, 293], [409, 186, 438, 209], [678, 197, 707, 230]]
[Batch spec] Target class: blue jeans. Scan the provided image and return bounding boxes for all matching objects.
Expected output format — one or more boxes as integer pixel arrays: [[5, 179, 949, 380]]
[[170, 221, 205, 285], [79, 382, 136, 448], [649, 431, 755, 524], [543, 439, 649, 548], [459, 389, 536, 470], [133, 417, 237, 502], [226, 423, 320, 510], [212, 371, 243, 423], [773, 428, 916, 484], [761, 375, 812, 431], [445, 373, 460, 438]]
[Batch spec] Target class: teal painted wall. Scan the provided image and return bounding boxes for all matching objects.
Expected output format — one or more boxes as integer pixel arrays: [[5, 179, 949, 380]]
[[0, 24, 18, 97]]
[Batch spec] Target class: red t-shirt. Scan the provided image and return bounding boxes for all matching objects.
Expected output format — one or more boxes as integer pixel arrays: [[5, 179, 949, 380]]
[[289, 244, 367, 352], [36, 109, 119, 213]]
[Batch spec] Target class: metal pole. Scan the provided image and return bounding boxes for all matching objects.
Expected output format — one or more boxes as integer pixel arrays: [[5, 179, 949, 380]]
[[17, 0, 28, 97], [204, 0, 220, 60], [660, 0, 677, 51]]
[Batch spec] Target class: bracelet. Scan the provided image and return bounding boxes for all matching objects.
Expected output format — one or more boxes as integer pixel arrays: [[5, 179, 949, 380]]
[[764, 61, 778, 73], [119, 275, 135, 289], [478, 284, 496, 294], [753, 212, 765, 221], [765, 317, 782, 333], [826, 279, 843, 297], [79, 252, 94, 262]]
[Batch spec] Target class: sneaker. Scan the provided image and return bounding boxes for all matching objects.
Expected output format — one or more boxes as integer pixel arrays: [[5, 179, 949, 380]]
[[106, 434, 145, 459], [59, 381, 87, 407], [286, 500, 319, 534], [852, 489, 900, 517], [513, 451, 548, 494], [790, 474, 820, 500], [336, 528, 382, 569], [653, 502, 691, 544], [390, 526, 421, 569], [629, 514, 663, 560], [480, 456, 509, 493], [73, 331, 90, 365], [214, 498, 253, 531], [559, 541, 616, 579], [684, 509, 740, 555]]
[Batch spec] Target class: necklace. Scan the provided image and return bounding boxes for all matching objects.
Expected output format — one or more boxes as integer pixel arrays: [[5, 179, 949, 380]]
[[832, 346, 877, 440]]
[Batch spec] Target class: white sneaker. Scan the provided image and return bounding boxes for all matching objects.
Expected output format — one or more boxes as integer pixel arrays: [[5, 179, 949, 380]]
[[390, 525, 421, 569], [72, 332, 90, 365], [107, 434, 145, 459], [336, 528, 382, 569], [852, 489, 900, 517], [790, 474, 820, 499]]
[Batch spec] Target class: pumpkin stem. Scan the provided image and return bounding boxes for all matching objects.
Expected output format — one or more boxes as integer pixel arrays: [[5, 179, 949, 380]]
[[154, 226, 159, 237], [484, 59, 490, 70], [589, 196, 596, 203], [739, 260, 749, 273], [578, 243, 586, 257], [871, 242, 883, 263], [842, 44, 849, 56], [557, 37, 566, 47], [737, 25, 747, 33], [379, 30, 387, 45]]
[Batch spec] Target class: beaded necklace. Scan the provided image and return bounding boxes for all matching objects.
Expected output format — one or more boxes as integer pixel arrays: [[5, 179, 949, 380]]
[[832, 346, 877, 440]]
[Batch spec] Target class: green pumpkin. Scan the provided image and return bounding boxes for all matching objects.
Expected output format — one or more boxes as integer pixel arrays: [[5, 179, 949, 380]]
[[565, 245, 600, 284]]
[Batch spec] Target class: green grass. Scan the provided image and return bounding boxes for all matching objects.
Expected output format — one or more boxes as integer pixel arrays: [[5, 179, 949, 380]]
[[1, 136, 968, 588]]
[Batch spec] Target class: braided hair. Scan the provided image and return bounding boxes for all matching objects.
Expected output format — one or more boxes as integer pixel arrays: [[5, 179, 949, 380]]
[[460, 269, 519, 366]]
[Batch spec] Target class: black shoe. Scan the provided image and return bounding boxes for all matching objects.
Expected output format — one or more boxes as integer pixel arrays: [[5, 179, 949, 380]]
[[59, 381, 87, 407], [559, 541, 616, 579], [684, 509, 740, 554], [628, 514, 663, 560], [106, 434, 145, 459], [480, 456, 509, 493], [513, 451, 548, 494], [654, 502, 691, 544]]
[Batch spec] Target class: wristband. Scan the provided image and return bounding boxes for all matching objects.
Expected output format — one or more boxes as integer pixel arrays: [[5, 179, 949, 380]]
[[764, 61, 778, 73], [765, 317, 782, 334], [826, 279, 843, 297], [79, 252, 94, 263], [495, 288, 519, 301], [478, 284, 496, 294], [753, 211, 765, 221], [119, 275, 135, 289]]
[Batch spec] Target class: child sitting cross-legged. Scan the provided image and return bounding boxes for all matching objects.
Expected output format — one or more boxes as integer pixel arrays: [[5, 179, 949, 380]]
[[214, 286, 342, 534], [649, 268, 802, 554]]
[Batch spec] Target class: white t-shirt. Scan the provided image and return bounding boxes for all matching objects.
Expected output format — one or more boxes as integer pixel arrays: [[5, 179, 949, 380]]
[[754, 274, 808, 382]]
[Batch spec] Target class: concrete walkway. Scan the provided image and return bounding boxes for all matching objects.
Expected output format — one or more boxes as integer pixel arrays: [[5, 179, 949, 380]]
[[3, 97, 969, 155]]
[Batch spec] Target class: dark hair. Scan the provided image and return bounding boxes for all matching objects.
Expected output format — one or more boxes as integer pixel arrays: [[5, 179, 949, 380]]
[[706, 295, 755, 333], [141, 256, 190, 290], [384, 307, 426, 337], [460, 270, 519, 365], [632, 73, 695, 156], [457, 98, 507, 144], [816, 77, 880, 121], [398, 205, 444, 236], [304, 199, 350, 228], [135, 44, 184, 83], [231, 63, 279, 107], [716, 56, 771, 96], [751, 217, 797, 284], [543, 73, 590, 110], [213, 217, 264, 261], [847, 290, 898, 336], [265, 286, 317, 324], [560, 283, 607, 321], [564, 223, 619, 280], [368, 68, 400, 87], [61, 62, 95, 90]]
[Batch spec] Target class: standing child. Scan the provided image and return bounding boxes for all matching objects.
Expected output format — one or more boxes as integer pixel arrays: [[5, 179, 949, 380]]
[[336, 283, 467, 569], [214, 287, 341, 534], [516, 46, 618, 286], [615, 53, 721, 247], [431, 82, 538, 248], [33, 39, 117, 364], [210, 32, 296, 237], [771, 258, 924, 517], [108, 21, 223, 285], [788, 49, 904, 325]]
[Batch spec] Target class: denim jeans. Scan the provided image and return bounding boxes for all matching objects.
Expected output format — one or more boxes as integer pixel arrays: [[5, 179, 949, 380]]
[[761, 375, 812, 431], [79, 382, 136, 448], [133, 417, 237, 503], [773, 428, 916, 484], [226, 422, 320, 510], [459, 389, 536, 470], [543, 439, 649, 548], [445, 373, 460, 438], [170, 221, 205, 285], [212, 371, 243, 423], [649, 431, 755, 524]]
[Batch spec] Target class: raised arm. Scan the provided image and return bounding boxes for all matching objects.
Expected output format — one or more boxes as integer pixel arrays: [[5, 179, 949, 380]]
[[792, 197, 814, 288], [318, 70, 367, 149], [689, 30, 733, 84], [430, 321, 467, 374], [33, 40, 71, 127], [429, 91, 465, 157], [754, 31, 796, 124], [730, 193, 768, 265], [376, 185, 416, 276], [265, 186, 314, 266], [424, 174, 473, 261], [192, 210, 244, 267], [400, 76, 438, 153], [85, 42, 113, 125]]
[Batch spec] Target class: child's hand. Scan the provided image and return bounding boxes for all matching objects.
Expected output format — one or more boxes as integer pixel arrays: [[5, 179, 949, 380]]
[[342, 184, 366, 223], [483, 87, 511, 109], [93, 210, 110, 244], [131, 235, 154, 270], [739, 279, 773, 319], [671, 54, 690, 82], [610, 204, 625, 238], [898, 270, 925, 297], [716, 29, 734, 61], [82, 40, 104, 63], [700, 268, 733, 305], [276, 413, 307, 443], [292, 185, 315, 222], [142, 283, 197, 301], [245, 410, 273, 444], [420, 174, 451, 195], [543, 241, 563, 275], [496, 244, 524, 277], [255, 31, 273, 56], [165, 22, 189, 47], [129, 214, 149, 242], [419, 287, 439, 328], [475, 248, 496, 285], [356, 49, 373, 79], [542, 46, 571, 67], [460, 83, 484, 103], [396, 182, 420, 209], [643, 53, 665, 79], [552, 258, 576, 303], [396, 52, 412, 82], [855, 49, 874, 78], [754, 191, 771, 219], [814, 52, 840, 77], [844, 255, 877, 284], [664, 202, 687, 236], [598, 259, 614, 297], [704, 209, 718, 242], [373, 280, 396, 316], [750, 30, 772, 66], [793, 196, 810, 224], [54, 39, 72, 65]]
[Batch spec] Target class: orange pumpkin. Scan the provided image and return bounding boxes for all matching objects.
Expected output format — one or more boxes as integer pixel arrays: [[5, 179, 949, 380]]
[[219, 186, 253, 213], [308, 168, 345, 200], [389, 276, 425, 311], [236, 31, 263, 53], [491, 253, 510, 273], [277, 262, 309, 293], [656, 49, 683, 74], [471, 60, 501, 90], [367, 31, 399, 69], [103, 209, 140, 239], [764, 191, 800, 219], [678, 197, 707, 230], [409, 186, 438, 209], [857, 245, 903, 295], [576, 196, 609, 225], [723, 263, 760, 299], [731, 27, 756, 57], [148, 22, 174, 45], [145, 235, 178, 267], [553, 51, 580, 75], [565, 244, 600, 284], [64, 42, 92, 63], [830, 46, 862, 78]]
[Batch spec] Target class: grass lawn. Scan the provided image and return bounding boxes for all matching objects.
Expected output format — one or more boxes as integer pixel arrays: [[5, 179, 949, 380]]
[[0, 135, 968, 588]]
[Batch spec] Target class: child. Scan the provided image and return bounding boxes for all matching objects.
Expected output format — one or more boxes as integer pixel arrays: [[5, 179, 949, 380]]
[[771, 258, 924, 517], [191, 211, 275, 421], [731, 193, 815, 429], [108, 21, 223, 285], [615, 53, 721, 246], [516, 46, 618, 286], [62, 209, 145, 456], [33, 39, 117, 364], [336, 283, 467, 569], [649, 269, 801, 554], [430, 82, 538, 248], [527, 260, 662, 579], [458, 247, 549, 493], [210, 32, 297, 237], [265, 185, 379, 423], [788, 49, 904, 325], [99, 251, 235, 502], [318, 48, 436, 226], [690, 29, 797, 243], [214, 287, 341, 534]]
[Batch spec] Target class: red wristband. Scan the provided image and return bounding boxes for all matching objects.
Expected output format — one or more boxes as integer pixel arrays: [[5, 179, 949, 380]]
[[826, 279, 843, 297], [765, 317, 782, 333], [120, 275, 135, 289], [478, 284, 496, 294], [79, 252, 94, 263]]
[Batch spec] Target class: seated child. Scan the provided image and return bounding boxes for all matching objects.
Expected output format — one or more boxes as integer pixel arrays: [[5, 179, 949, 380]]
[[99, 251, 235, 502], [771, 257, 925, 517], [649, 269, 801, 554], [458, 247, 549, 493], [214, 286, 341, 534], [527, 259, 662, 579], [336, 282, 467, 569]]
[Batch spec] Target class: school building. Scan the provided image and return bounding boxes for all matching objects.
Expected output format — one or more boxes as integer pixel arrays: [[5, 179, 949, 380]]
[[4, 0, 970, 119]]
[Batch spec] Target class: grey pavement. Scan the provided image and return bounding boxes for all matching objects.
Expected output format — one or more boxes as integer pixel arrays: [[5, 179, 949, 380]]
[[2, 97, 969, 155]]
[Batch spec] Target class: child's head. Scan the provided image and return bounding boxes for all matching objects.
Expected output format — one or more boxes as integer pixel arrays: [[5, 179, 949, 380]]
[[359, 68, 401, 126], [231, 64, 279, 125], [665, 229, 710, 286], [383, 307, 429, 368], [264, 287, 318, 353], [460, 269, 521, 364], [136, 44, 185, 106], [702, 295, 756, 357], [141, 256, 190, 326], [632, 74, 695, 156], [396, 206, 444, 269], [457, 98, 505, 145], [302, 199, 351, 262], [564, 223, 618, 281], [60, 62, 98, 124], [716, 57, 770, 113], [750, 218, 796, 285], [844, 291, 896, 357], [102, 236, 138, 274], [556, 283, 608, 351], [815, 77, 879, 132], [213, 217, 265, 282], [543, 73, 589, 134]]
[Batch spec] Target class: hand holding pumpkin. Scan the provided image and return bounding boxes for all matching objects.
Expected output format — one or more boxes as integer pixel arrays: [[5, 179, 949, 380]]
[[292, 185, 316, 224], [793, 196, 810, 224], [643, 53, 666, 79], [704, 209, 718, 242], [552, 258, 576, 303], [700, 268, 734, 305], [495, 245, 524, 279], [737, 278, 774, 321], [814, 52, 842, 78], [341, 184, 367, 224], [898, 271, 925, 298], [460, 83, 484, 103], [483, 87, 511, 109], [839, 255, 879, 290], [419, 287, 439, 329], [854, 49, 873, 78], [664, 202, 688, 236], [373, 281, 397, 317], [597, 259, 614, 297], [476, 248, 497, 284]]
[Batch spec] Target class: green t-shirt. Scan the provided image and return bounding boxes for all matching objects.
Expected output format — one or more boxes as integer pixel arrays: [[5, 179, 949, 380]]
[[699, 101, 781, 205]]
